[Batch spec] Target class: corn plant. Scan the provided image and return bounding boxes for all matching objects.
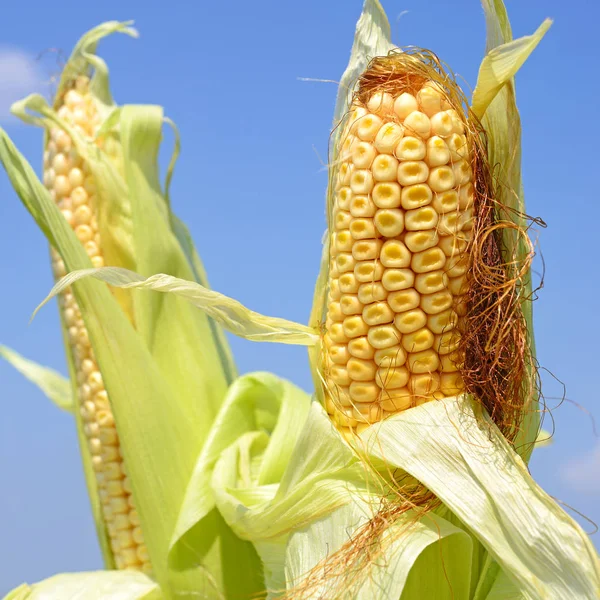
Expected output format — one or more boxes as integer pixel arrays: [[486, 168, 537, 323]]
[[1, 1, 599, 599]]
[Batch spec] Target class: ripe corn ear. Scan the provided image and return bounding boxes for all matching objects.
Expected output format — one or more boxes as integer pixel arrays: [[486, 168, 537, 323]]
[[323, 64, 474, 439], [44, 76, 150, 573]]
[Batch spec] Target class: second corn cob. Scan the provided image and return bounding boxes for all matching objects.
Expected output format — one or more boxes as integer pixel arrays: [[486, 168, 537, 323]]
[[44, 76, 150, 573]]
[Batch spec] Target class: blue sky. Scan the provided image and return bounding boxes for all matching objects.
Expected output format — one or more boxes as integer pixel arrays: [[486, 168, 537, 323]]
[[0, 0, 598, 593]]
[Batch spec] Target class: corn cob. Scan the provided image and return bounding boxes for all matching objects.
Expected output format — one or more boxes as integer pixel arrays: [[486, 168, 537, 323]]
[[323, 63, 473, 439], [44, 76, 151, 573]]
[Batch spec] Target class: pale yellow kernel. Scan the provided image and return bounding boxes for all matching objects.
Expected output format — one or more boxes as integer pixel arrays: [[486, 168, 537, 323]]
[[112, 514, 132, 531], [440, 372, 464, 396], [335, 230, 354, 253], [340, 134, 356, 161], [339, 273, 359, 294], [446, 109, 465, 134], [53, 259, 66, 278], [404, 206, 438, 231], [421, 290, 453, 315], [340, 294, 362, 316], [410, 373, 441, 396], [356, 114, 383, 141], [343, 315, 370, 339], [452, 160, 472, 186], [427, 309, 458, 335], [414, 271, 448, 296], [97, 410, 115, 429], [329, 301, 344, 322], [432, 190, 459, 214], [64, 89, 84, 107], [91, 455, 103, 472], [352, 238, 383, 261], [70, 186, 88, 208], [403, 111, 431, 139], [374, 208, 404, 237], [350, 218, 379, 240], [348, 106, 368, 133], [337, 187, 352, 210], [123, 546, 144, 567], [335, 252, 355, 274], [400, 183, 432, 210], [354, 260, 384, 282], [374, 122, 404, 154], [349, 382, 380, 403], [362, 301, 394, 326], [428, 166, 455, 193], [376, 365, 409, 389], [404, 230, 440, 253], [350, 194, 376, 218], [132, 526, 145, 545], [426, 136, 450, 167], [367, 324, 400, 349], [52, 153, 71, 175], [430, 111, 453, 137], [397, 161, 429, 186], [334, 209, 352, 231], [357, 281, 388, 304], [347, 357, 377, 382], [402, 328, 434, 353], [338, 162, 353, 187], [110, 497, 130, 515], [440, 352, 463, 372], [88, 437, 101, 453], [372, 182, 401, 208], [447, 134, 469, 161], [394, 135, 426, 161], [330, 365, 351, 386], [412, 247, 446, 274], [380, 239, 410, 268], [74, 205, 92, 226], [374, 345, 407, 368], [79, 383, 92, 402], [382, 268, 414, 292], [393, 93, 419, 120], [448, 274, 470, 295], [394, 309, 427, 334], [417, 83, 444, 117], [43, 168, 55, 189], [435, 330, 461, 355], [101, 446, 120, 463], [99, 428, 119, 446], [330, 279, 341, 300], [54, 175, 71, 198], [407, 349, 440, 373], [352, 142, 377, 169], [458, 183, 474, 209], [77, 328, 91, 349], [372, 154, 399, 182], [104, 461, 124, 481], [380, 388, 412, 412], [388, 288, 420, 313], [461, 207, 474, 231], [91, 256, 105, 268], [88, 371, 104, 393], [367, 91, 395, 115], [329, 343, 350, 365], [117, 529, 135, 551], [72, 107, 88, 127], [84, 240, 99, 258], [438, 213, 464, 236], [326, 386, 352, 409], [439, 234, 469, 258], [75, 224, 93, 243], [54, 129, 71, 151], [446, 253, 469, 277], [348, 336, 375, 360], [105, 479, 126, 497]]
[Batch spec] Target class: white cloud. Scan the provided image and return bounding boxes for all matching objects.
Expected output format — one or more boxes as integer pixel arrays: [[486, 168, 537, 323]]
[[0, 47, 45, 122], [561, 443, 600, 495]]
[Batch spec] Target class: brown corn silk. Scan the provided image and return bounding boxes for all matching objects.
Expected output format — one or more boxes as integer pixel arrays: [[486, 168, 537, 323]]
[[290, 49, 534, 599], [320, 49, 532, 444], [44, 76, 151, 573]]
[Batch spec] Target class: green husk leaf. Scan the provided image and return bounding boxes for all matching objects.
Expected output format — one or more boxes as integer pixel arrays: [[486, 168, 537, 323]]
[[36, 266, 319, 346], [2, 571, 161, 600], [485, 571, 525, 600], [363, 397, 600, 599], [286, 502, 473, 600], [172, 372, 312, 595], [0, 119, 257, 598], [535, 428, 553, 447], [471, 19, 552, 119], [0, 344, 73, 412]]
